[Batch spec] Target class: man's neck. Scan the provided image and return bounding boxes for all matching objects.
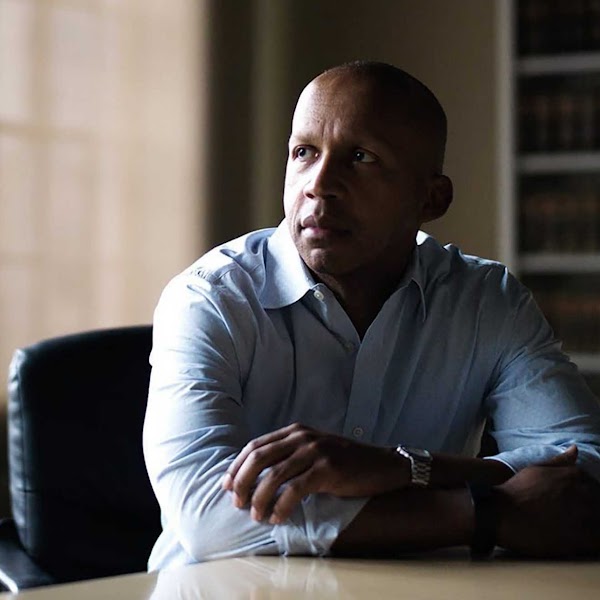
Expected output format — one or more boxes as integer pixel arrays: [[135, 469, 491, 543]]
[[313, 259, 410, 339]]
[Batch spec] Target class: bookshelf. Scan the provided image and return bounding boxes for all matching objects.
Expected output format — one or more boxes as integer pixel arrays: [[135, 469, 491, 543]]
[[511, 0, 600, 391]]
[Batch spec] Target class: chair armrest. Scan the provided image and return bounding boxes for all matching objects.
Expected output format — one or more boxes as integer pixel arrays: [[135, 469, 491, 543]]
[[0, 518, 56, 591]]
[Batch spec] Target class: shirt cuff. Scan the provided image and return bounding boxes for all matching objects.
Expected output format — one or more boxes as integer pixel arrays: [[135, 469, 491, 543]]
[[272, 495, 368, 556], [487, 444, 570, 473]]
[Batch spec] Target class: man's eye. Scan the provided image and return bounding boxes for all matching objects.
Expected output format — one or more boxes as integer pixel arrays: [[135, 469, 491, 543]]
[[294, 146, 316, 161], [353, 150, 376, 163]]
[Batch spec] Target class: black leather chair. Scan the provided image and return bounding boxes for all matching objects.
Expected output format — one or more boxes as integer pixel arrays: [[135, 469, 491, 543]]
[[0, 326, 161, 591]]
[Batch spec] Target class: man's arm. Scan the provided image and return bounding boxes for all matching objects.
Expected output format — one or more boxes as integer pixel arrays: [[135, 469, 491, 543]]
[[147, 265, 600, 562], [332, 487, 474, 555], [333, 445, 600, 558], [224, 426, 600, 558], [482, 271, 600, 479], [223, 422, 513, 525], [494, 446, 600, 558], [144, 272, 369, 565], [223, 427, 479, 553]]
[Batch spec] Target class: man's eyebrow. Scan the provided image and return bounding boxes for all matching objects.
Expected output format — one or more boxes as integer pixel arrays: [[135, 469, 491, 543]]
[[288, 131, 396, 152], [348, 133, 399, 158], [288, 132, 315, 143]]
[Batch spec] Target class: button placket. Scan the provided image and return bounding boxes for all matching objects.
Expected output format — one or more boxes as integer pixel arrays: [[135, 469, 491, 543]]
[[342, 327, 389, 443]]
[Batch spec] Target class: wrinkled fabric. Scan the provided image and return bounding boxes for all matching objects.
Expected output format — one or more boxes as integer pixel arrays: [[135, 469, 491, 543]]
[[143, 223, 600, 571]]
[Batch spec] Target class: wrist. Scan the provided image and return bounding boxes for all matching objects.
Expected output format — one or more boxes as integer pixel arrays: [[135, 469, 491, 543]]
[[468, 483, 498, 560], [387, 446, 412, 489]]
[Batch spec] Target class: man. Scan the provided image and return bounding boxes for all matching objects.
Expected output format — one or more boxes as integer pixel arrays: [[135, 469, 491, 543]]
[[143, 61, 600, 570]]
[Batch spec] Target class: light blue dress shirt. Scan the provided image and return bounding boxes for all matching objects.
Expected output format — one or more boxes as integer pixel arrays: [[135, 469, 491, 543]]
[[143, 223, 600, 571]]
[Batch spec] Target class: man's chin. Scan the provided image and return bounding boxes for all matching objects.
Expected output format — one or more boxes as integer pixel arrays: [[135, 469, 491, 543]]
[[301, 248, 357, 278]]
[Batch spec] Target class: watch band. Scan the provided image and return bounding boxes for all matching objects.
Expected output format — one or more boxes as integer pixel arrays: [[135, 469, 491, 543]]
[[396, 446, 432, 488], [469, 483, 497, 560]]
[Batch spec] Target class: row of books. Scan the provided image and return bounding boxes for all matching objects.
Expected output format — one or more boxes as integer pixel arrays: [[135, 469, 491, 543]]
[[519, 190, 600, 252], [534, 289, 600, 352], [519, 87, 600, 152], [519, 0, 600, 55]]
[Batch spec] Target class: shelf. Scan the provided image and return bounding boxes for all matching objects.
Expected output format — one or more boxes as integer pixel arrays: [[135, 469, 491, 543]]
[[510, 2, 600, 381], [569, 353, 600, 373], [518, 52, 600, 76], [518, 152, 600, 174], [519, 253, 600, 273]]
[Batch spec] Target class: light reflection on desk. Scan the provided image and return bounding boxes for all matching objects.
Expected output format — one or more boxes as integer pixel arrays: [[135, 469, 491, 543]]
[[151, 556, 344, 599], [149, 553, 600, 600], [1, 552, 599, 599]]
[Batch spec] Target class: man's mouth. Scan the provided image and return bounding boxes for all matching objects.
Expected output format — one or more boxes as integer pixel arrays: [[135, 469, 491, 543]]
[[300, 215, 350, 238]]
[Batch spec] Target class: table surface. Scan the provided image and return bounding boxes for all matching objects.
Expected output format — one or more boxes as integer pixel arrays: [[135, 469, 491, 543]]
[[1, 553, 599, 599]]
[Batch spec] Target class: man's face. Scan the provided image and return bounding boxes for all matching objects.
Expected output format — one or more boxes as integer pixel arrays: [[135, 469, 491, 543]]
[[283, 73, 440, 281]]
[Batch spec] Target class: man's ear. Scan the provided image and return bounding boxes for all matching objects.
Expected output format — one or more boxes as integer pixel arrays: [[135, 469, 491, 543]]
[[421, 174, 453, 224]]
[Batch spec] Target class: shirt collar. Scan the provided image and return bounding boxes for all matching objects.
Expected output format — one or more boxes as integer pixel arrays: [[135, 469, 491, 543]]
[[400, 232, 428, 323], [259, 221, 316, 309], [260, 220, 428, 321]]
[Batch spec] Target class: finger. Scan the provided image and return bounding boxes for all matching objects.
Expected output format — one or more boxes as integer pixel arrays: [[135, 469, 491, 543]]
[[230, 439, 300, 507], [540, 445, 578, 467], [249, 453, 313, 521], [268, 471, 318, 525], [225, 430, 291, 484], [222, 424, 302, 490]]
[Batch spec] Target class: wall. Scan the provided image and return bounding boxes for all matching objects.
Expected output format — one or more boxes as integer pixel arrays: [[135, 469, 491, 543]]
[[0, 0, 204, 514], [0, 0, 504, 514], [0, 1, 505, 401], [241, 0, 502, 260], [382, 0, 501, 260], [0, 0, 204, 405]]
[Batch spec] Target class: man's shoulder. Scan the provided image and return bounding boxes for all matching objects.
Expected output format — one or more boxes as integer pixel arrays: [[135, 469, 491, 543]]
[[414, 234, 535, 346], [418, 231, 509, 283], [186, 228, 275, 286], [159, 223, 313, 315], [417, 232, 527, 311], [157, 228, 276, 315]]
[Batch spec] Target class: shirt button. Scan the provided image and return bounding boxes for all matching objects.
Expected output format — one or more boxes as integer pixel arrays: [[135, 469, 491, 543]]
[[313, 290, 325, 302], [344, 340, 355, 351], [352, 426, 364, 438]]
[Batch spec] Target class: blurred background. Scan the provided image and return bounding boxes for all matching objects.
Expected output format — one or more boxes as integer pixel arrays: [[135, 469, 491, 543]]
[[0, 0, 514, 512]]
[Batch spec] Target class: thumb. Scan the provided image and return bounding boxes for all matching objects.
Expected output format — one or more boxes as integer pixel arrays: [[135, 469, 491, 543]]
[[540, 445, 578, 467]]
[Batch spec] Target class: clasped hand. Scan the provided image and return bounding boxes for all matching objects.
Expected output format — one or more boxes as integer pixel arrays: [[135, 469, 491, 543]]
[[495, 446, 600, 557], [221, 423, 409, 524]]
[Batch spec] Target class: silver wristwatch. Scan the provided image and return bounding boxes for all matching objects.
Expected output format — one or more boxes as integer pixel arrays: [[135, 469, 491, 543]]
[[396, 445, 432, 487]]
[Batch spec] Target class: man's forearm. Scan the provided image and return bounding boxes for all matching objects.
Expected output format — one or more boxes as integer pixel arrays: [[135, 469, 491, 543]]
[[332, 486, 474, 555], [429, 453, 514, 487], [329, 454, 512, 557], [334, 448, 600, 560], [224, 423, 516, 526], [493, 448, 600, 558]]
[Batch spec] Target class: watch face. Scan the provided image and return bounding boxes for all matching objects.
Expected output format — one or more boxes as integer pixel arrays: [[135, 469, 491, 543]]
[[405, 447, 431, 459]]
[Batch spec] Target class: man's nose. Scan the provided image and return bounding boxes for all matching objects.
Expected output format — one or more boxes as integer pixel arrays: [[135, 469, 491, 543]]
[[303, 156, 343, 200]]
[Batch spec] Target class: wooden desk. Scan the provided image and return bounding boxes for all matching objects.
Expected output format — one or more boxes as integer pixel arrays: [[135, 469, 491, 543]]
[[1, 554, 599, 599]]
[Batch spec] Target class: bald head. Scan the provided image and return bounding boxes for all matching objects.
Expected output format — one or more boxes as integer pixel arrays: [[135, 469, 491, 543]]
[[283, 60, 453, 285], [311, 61, 447, 172]]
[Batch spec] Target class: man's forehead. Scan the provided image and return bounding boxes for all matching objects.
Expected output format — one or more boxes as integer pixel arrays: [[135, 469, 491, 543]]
[[289, 70, 443, 171], [296, 73, 386, 112], [291, 75, 412, 140]]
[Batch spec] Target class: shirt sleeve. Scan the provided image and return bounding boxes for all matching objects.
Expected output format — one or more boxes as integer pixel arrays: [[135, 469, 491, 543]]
[[142, 270, 366, 569], [484, 270, 600, 480]]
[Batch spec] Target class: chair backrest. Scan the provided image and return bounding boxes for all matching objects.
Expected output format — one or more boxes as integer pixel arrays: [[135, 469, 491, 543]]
[[7, 326, 160, 582]]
